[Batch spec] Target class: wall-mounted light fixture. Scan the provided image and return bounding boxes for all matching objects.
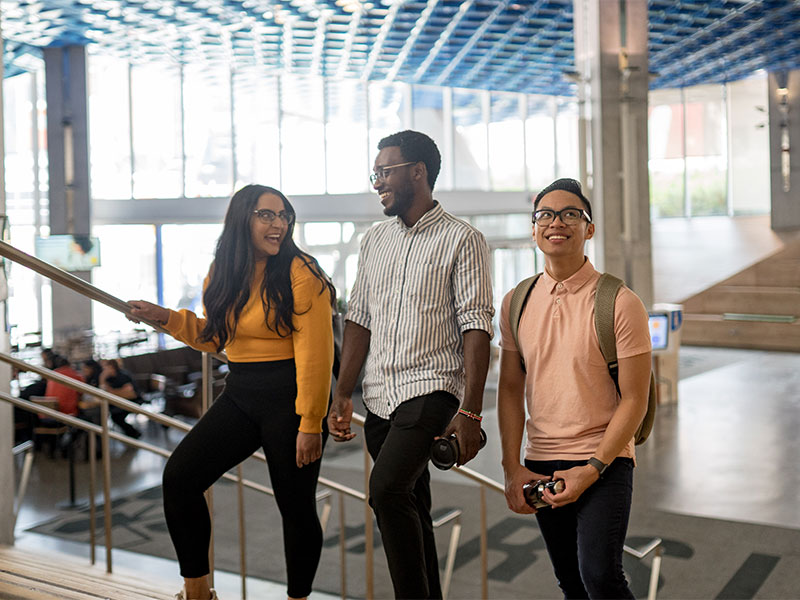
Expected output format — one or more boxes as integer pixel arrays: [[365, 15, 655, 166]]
[[776, 71, 790, 193]]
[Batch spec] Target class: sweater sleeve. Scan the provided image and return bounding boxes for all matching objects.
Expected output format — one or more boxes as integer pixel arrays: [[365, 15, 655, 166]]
[[291, 260, 334, 433], [162, 273, 221, 354], [163, 309, 221, 354]]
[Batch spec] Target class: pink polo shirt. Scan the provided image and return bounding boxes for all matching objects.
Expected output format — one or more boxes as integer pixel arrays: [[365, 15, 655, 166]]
[[499, 259, 651, 461]]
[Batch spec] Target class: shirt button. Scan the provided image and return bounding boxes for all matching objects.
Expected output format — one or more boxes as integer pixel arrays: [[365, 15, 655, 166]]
[[555, 297, 561, 304], [557, 283, 564, 289]]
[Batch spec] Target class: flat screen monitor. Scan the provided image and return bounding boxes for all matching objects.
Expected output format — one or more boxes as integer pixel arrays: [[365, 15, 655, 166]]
[[34, 235, 101, 271], [648, 312, 669, 351]]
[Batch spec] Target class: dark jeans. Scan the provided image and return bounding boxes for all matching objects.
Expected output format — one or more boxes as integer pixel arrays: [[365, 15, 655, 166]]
[[525, 457, 635, 600], [162, 360, 326, 599], [365, 392, 459, 600]]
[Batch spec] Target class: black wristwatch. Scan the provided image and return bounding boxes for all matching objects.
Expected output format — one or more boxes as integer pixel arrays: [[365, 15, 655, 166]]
[[587, 457, 608, 476]]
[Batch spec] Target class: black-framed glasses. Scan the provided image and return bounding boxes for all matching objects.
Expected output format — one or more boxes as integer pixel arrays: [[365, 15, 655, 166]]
[[532, 206, 591, 225], [369, 161, 417, 185], [252, 209, 295, 226]]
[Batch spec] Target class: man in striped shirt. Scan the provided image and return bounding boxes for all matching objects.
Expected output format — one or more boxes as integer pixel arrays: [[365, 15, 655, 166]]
[[328, 130, 494, 599]]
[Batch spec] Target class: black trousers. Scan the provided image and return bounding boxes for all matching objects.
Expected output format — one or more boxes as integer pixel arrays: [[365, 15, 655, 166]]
[[526, 457, 635, 600], [162, 360, 325, 599], [365, 391, 459, 600]]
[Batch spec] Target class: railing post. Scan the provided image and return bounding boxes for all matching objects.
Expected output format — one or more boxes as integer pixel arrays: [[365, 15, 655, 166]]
[[100, 398, 113, 573], [88, 432, 97, 565], [202, 352, 215, 586], [237, 463, 247, 600], [363, 435, 373, 600], [339, 491, 347, 600], [480, 485, 488, 599]]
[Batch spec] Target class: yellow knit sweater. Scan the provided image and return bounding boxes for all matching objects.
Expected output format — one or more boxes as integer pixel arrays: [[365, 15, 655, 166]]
[[164, 257, 334, 433]]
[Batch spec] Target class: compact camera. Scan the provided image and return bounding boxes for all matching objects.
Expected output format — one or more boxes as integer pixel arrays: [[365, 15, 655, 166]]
[[430, 428, 487, 470], [522, 479, 565, 509]]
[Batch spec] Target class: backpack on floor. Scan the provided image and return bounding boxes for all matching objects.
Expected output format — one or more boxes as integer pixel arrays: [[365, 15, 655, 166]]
[[508, 272, 656, 445]]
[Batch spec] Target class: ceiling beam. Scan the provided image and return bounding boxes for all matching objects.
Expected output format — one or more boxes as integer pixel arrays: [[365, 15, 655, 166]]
[[412, 0, 474, 83], [385, 0, 439, 82], [434, 0, 511, 86], [336, 8, 363, 78], [458, 0, 546, 89], [362, 1, 407, 82]]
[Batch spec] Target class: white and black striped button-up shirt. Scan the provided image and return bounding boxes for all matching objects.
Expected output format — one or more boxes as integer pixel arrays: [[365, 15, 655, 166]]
[[346, 202, 494, 418]]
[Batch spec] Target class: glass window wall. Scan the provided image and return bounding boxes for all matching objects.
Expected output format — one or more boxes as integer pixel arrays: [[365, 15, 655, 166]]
[[648, 88, 686, 218], [281, 74, 325, 195], [91, 225, 157, 334], [326, 79, 369, 194], [526, 96, 555, 192], [233, 68, 281, 190], [685, 84, 728, 216], [130, 63, 183, 198], [453, 89, 489, 190], [183, 64, 233, 198], [368, 82, 408, 162], [88, 55, 132, 200], [161, 224, 222, 316], [488, 92, 525, 191]]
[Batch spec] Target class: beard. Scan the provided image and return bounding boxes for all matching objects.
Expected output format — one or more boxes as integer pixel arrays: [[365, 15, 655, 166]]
[[382, 180, 415, 217]]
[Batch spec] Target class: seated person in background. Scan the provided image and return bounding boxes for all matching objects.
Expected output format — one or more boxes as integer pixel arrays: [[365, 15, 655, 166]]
[[98, 358, 143, 439], [44, 354, 84, 416], [81, 359, 102, 388]]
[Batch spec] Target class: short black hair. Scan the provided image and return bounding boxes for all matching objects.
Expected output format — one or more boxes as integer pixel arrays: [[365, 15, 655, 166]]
[[534, 178, 593, 221], [378, 130, 441, 191]]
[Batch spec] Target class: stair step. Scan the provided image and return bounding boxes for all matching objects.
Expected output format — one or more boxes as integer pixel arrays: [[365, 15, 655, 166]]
[[682, 317, 800, 351], [0, 545, 170, 600], [684, 286, 800, 315]]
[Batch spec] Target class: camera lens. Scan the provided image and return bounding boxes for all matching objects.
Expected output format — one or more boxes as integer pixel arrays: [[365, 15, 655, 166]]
[[430, 437, 459, 470], [429, 428, 488, 471]]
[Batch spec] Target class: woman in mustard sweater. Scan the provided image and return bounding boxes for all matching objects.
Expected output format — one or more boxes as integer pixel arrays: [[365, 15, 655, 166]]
[[129, 184, 335, 600]]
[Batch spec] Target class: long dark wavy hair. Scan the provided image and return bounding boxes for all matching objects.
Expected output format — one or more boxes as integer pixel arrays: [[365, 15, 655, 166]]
[[199, 184, 336, 352]]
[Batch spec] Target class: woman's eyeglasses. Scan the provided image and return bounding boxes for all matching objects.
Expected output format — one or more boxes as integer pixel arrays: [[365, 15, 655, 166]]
[[252, 209, 295, 226]]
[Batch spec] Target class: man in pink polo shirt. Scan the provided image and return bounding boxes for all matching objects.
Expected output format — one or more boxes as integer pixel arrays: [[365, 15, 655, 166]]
[[497, 178, 652, 599]]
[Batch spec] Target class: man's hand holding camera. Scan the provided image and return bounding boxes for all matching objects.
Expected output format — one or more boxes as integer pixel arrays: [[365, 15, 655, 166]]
[[503, 463, 548, 514], [543, 464, 599, 508], [441, 411, 483, 466]]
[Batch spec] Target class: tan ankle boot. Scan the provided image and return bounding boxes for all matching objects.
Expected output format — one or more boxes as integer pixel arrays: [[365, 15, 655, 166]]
[[174, 589, 219, 600]]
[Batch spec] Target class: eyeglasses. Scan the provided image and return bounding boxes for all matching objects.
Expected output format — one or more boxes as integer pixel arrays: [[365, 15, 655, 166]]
[[252, 209, 295, 226], [532, 207, 591, 225], [369, 161, 417, 185]]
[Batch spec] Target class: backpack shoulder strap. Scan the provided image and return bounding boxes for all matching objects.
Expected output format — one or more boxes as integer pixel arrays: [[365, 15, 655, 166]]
[[594, 273, 625, 391], [509, 274, 541, 371]]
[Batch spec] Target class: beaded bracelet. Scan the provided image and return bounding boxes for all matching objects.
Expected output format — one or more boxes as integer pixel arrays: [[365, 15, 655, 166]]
[[458, 408, 483, 422]]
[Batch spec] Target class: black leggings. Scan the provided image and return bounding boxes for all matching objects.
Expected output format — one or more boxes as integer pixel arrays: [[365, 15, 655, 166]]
[[162, 359, 325, 598]]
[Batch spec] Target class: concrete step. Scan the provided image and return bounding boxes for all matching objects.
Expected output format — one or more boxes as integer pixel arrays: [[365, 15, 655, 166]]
[[0, 544, 171, 600], [682, 315, 800, 351]]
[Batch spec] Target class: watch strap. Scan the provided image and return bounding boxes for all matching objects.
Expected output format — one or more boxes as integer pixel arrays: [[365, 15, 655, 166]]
[[587, 457, 608, 476]]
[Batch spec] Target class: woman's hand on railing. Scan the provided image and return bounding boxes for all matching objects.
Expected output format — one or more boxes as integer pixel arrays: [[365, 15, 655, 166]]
[[127, 300, 170, 326]]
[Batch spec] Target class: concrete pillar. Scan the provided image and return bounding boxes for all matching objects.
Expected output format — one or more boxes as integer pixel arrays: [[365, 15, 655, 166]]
[[769, 70, 800, 231], [573, 0, 653, 306], [44, 46, 93, 344], [0, 10, 16, 546]]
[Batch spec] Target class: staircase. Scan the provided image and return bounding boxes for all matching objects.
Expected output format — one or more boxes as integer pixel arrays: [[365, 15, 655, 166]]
[[0, 545, 170, 600], [681, 239, 800, 351]]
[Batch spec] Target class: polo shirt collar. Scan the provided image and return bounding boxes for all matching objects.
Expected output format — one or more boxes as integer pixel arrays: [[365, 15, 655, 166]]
[[395, 200, 444, 232], [541, 257, 595, 294]]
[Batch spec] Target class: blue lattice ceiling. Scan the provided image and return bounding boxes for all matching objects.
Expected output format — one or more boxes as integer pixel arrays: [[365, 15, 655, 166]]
[[2, 0, 800, 94]]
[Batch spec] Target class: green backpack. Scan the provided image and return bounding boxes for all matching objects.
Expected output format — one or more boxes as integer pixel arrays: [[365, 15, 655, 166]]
[[508, 272, 656, 445]]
